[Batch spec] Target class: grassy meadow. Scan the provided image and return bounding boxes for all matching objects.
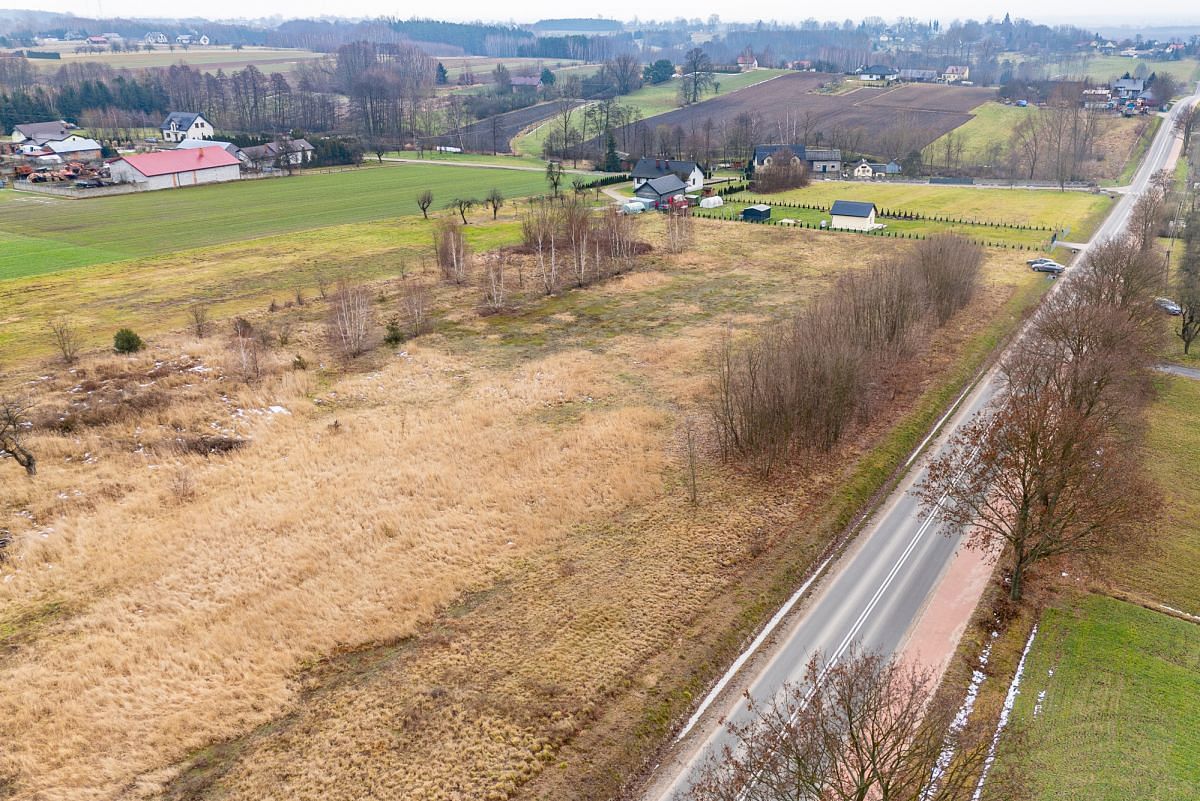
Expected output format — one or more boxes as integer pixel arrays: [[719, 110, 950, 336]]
[[0, 163, 553, 280], [718, 181, 1114, 238], [1041, 55, 1200, 86], [990, 595, 1200, 801], [29, 44, 325, 74], [0, 208, 1048, 800]]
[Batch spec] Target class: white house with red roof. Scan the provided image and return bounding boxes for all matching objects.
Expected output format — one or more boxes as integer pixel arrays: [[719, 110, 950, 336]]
[[108, 146, 241, 191]]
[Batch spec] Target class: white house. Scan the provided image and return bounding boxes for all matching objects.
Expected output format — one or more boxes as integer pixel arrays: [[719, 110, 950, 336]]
[[144, 31, 168, 44], [630, 158, 704, 192], [160, 111, 213, 143], [941, 65, 970, 82], [829, 199, 879, 231], [44, 137, 103, 161], [851, 159, 901, 179], [108, 146, 241, 191], [11, 120, 76, 145], [857, 65, 898, 82]]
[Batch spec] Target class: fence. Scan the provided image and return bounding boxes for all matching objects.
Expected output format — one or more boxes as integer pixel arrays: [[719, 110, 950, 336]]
[[719, 193, 1055, 232], [691, 209, 1047, 251]]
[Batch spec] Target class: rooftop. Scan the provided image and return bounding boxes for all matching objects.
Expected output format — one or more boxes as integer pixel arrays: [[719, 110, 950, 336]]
[[117, 146, 240, 177]]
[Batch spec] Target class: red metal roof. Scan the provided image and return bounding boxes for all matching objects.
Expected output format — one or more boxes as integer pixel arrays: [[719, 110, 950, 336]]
[[117, 146, 240, 177]]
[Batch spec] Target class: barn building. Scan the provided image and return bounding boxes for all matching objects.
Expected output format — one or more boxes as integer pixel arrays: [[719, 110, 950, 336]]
[[108, 147, 241, 191]]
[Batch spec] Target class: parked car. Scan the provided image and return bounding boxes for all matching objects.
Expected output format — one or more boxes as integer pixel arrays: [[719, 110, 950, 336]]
[[1026, 257, 1053, 265], [1155, 297, 1183, 315], [1031, 262, 1065, 274]]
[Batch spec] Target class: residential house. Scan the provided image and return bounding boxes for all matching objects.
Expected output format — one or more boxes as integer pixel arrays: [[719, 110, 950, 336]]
[[849, 159, 901, 179], [240, 139, 316, 169], [829, 200, 879, 231], [1112, 78, 1145, 99], [11, 120, 77, 145], [752, 144, 843, 175], [633, 174, 687, 209], [144, 31, 168, 44], [175, 138, 243, 160], [631, 158, 704, 192], [108, 146, 241, 190], [44, 137, 103, 161], [898, 68, 938, 82], [85, 35, 108, 46], [160, 112, 213, 143], [941, 65, 970, 82], [737, 51, 758, 72], [857, 65, 898, 82], [510, 75, 542, 92], [176, 34, 193, 45]]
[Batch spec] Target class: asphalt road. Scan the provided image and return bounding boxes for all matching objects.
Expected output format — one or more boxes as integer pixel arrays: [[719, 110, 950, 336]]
[[1157, 363, 1200, 381], [645, 86, 1200, 801]]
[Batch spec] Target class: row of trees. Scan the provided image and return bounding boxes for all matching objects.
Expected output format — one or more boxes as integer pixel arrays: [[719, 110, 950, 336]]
[[711, 235, 984, 476], [922, 191, 1169, 600]]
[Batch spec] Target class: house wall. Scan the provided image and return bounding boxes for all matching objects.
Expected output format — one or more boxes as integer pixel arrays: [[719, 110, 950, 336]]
[[811, 159, 840, 174], [831, 212, 874, 231]]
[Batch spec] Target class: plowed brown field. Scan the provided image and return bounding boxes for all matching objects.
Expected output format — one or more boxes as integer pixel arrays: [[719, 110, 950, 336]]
[[619, 72, 995, 158]]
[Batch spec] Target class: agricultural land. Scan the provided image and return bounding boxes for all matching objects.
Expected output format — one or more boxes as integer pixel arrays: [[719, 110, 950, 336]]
[[0, 172, 1089, 799]]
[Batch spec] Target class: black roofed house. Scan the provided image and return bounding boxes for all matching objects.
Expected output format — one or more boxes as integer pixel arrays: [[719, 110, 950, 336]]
[[830, 200, 879, 231], [634, 174, 687, 209], [753, 144, 843, 175], [857, 65, 898, 82], [898, 68, 938, 82], [160, 111, 213, 143], [631, 158, 704, 192], [240, 139, 316, 170]]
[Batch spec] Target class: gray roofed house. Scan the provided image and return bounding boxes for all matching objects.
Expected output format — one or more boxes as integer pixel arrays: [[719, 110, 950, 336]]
[[160, 111, 213, 143], [752, 144, 843, 174], [240, 138, 316, 169], [1112, 78, 1145, 98], [11, 120, 77, 145], [633, 174, 687, 208], [631, 158, 704, 191]]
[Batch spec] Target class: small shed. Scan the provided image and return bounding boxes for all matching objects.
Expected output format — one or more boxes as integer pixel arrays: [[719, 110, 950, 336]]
[[830, 200, 878, 231], [741, 204, 771, 222]]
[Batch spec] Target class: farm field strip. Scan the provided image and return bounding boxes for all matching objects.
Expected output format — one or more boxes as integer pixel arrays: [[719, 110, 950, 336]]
[[28, 45, 325, 73], [610, 74, 995, 158], [0, 163, 552, 279]]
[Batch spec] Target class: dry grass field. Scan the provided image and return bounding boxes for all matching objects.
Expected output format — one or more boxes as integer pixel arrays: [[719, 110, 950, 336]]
[[0, 216, 1046, 801]]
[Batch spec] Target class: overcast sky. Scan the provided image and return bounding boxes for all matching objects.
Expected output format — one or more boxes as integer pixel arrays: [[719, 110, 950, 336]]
[[18, 0, 1200, 28]]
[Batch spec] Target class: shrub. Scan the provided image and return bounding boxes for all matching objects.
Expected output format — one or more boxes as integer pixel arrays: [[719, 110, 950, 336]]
[[383, 316, 405, 346], [113, 328, 144, 353]]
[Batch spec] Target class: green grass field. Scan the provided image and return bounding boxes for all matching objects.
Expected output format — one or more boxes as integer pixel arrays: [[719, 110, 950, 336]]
[[29, 45, 324, 74], [382, 151, 552, 169], [716, 182, 1113, 238], [926, 102, 1033, 164], [1041, 55, 1200, 86], [693, 200, 1051, 248], [1097, 377, 1200, 612], [993, 594, 1200, 801], [0, 163, 552, 280]]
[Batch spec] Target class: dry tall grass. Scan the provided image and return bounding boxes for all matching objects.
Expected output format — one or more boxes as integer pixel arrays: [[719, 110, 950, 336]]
[[0, 220, 1039, 801]]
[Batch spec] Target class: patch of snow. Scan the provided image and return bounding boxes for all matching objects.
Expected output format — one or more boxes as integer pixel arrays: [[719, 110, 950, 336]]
[[972, 624, 1039, 801], [266, 405, 289, 415]]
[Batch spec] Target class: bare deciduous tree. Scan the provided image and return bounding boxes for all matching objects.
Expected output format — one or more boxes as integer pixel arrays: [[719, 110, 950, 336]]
[[665, 206, 694, 254], [482, 256, 507, 312], [402, 281, 432, 338], [416, 189, 434, 219], [451, 197, 476, 224], [522, 199, 562, 294], [485, 187, 505, 220], [0, 395, 36, 475], [188, 303, 211, 339], [912, 235, 984, 325], [688, 649, 991, 801], [434, 218, 471, 284], [48, 317, 82, 364], [326, 281, 375, 358]]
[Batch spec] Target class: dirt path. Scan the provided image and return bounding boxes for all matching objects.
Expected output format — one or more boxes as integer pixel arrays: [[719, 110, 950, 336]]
[[381, 157, 597, 175]]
